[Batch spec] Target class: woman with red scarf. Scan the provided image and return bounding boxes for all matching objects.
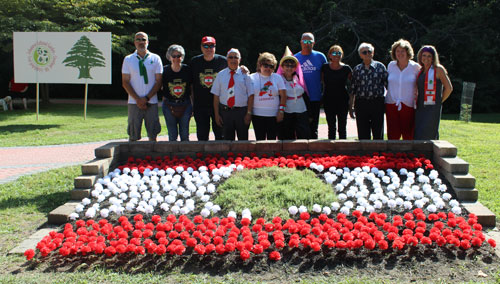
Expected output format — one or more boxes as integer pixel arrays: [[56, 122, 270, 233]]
[[414, 46, 453, 140]]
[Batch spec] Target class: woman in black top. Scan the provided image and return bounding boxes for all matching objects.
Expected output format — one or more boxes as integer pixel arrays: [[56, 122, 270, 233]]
[[321, 45, 352, 139], [159, 44, 193, 141]]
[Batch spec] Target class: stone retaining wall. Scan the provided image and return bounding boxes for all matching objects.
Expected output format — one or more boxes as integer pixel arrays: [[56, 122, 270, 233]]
[[48, 140, 496, 227]]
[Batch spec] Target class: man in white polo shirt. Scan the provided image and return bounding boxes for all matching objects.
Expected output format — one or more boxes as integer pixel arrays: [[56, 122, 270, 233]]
[[122, 31, 163, 141], [211, 48, 254, 141]]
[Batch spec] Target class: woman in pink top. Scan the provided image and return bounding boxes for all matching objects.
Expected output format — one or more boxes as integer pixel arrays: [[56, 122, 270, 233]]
[[385, 39, 421, 140]]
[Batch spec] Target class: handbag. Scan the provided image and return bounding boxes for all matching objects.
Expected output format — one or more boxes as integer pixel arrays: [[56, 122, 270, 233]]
[[168, 104, 188, 118]]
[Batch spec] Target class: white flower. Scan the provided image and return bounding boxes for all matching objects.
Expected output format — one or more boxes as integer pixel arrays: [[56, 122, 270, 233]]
[[180, 207, 190, 215], [399, 168, 408, 175], [395, 198, 404, 206], [100, 208, 109, 218], [299, 205, 308, 213], [200, 208, 210, 218], [339, 206, 350, 215], [416, 168, 425, 175], [207, 184, 216, 193], [335, 184, 344, 192], [85, 208, 96, 218], [355, 205, 366, 213], [451, 206, 462, 215], [312, 204, 322, 213], [228, 211, 237, 218], [317, 165, 324, 172], [325, 175, 337, 184], [200, 195, 211, 202], [335, 169, 343, 176], [160, 203, 169, 211], [337, 193, 347, 201], [386, 200, 395, 209], [426, 204, 437, 213], [322, 206, 331, 215], [438, 184, 447, 192], [288, 206, 298, 215], [69, 212, 80, 220], [171, 205, 180, 215], [82, 198, 91, 206], [212, 175, 221, 182], [344, 201, 354, 209], [403, 201, 413, 210], [331, 202, 340, 211], [75, 204, 84, 213], [442, 193, 452, 201], [387, 191, 396, 199], [211, 205, 221, 213], [449, 199, 460, 208], [329, 166, 337, 173]]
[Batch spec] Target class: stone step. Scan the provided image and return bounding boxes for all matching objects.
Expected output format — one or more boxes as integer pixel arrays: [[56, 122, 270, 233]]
[[432, 140, 457, 157], [95, 143, 119, 158], [442, 171, 476, 189], [48, 201, 80, 225], [453, 187, 478, 202], [74, 175, 98, 189], [435, 156, 469, 174], [81, 157, 112, 176], [462, 202, 496, 227], [8, 226, 59, 255], [71, 188, 91, 200]]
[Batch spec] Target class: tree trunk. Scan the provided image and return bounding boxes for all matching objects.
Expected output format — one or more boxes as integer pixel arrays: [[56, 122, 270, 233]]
[[41, 83, 50, 105]]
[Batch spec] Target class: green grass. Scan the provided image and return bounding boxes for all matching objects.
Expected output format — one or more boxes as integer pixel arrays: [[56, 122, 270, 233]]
[[215, 167, 336, 219], [0, 104, 197, 146], [439, 113, 500, 217]]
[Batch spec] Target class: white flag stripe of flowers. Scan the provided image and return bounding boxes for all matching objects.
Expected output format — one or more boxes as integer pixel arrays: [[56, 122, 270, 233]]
[[71, 160, 462, 221]]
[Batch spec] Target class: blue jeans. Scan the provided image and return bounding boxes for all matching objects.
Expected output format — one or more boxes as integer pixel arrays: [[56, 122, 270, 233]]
[[162, 100, 192, 141]]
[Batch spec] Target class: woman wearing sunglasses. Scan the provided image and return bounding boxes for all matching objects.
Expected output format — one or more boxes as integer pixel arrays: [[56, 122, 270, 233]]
[[249, 52, 287, 140], [414, 45, 453, 140], [321, 45, 352, 140], [158, 44, 193, 141], [385, 39, 420, 140], [276, 46, 310, 140]]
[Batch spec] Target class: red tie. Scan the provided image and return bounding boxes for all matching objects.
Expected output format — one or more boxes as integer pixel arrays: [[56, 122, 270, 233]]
[[227, 70, 235, 107]]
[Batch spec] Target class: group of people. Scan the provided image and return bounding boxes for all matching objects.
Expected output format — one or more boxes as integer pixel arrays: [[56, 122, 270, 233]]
[[122, 32, 452, 142]]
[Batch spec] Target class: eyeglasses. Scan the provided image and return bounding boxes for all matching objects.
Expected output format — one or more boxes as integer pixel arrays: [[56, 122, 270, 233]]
[[331, 51, 342, 56], [171, 54, 182, 59], [227, 56, 240, 60], [283, 64, 296, 68], [202, 44, 216, 49], [262, 63, 275, 69], [135, 38, 147, 42], [302, 40, 314, 44], [361, 50, 372, 55]]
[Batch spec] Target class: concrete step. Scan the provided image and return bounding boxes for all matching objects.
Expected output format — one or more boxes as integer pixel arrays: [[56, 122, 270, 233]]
[[8, 226, 59, 255], [48, 201, 80, 225], [462, 201, 496, 227]]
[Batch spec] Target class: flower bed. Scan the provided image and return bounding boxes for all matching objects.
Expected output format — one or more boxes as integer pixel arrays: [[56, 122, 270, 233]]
[[25, 153, 497, 264]]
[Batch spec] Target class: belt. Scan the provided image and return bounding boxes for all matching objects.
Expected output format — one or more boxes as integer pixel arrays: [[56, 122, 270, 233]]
[[219, 103, 246, 111], [356, 96, 384, 101], [287, 95, 302, 100]]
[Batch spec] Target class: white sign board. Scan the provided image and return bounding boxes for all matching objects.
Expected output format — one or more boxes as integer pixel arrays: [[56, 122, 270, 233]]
[[13, 32, 111, 84]]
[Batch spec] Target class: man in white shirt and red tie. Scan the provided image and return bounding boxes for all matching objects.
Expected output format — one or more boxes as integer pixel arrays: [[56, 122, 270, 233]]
[[211, 48, 254, 141]]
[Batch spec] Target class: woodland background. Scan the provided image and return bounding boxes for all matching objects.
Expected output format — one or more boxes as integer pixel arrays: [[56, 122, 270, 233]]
[[1, 0, 499, 113]]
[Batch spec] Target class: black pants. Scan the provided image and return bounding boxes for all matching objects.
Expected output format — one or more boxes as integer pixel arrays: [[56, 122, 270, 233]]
[[308, 101, 321, 139], [219, 105, 249, 141], [194, 106, 223, 141], [278, 112, 310, 140], [252, 115, 277, 140], [324, 103, 348, 140], [354, 97, 385, 140]]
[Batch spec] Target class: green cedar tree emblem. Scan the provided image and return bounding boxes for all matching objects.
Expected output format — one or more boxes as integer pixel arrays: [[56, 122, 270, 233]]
[[63, 35, 106, 79]]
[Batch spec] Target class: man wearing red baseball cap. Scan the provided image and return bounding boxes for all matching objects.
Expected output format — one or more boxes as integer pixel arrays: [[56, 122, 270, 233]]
[[189, 36, 227, 141]]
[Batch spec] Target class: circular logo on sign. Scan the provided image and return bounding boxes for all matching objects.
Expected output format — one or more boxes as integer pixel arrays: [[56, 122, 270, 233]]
[[27, 42, 56, 71]]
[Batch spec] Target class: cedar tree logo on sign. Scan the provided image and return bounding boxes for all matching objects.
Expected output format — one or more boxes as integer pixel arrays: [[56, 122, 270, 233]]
[[27, 42, 56, 72], [63, 35, 106, 79]]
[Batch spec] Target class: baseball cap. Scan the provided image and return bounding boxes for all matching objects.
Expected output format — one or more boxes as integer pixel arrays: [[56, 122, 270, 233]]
[[201, 36, 216, 44]]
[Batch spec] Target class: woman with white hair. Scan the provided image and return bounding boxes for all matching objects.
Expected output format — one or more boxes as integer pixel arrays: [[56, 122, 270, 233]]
[[159, 44, 193, 141], [386, 39, 420, 140], [350, 42, 388, 140], [414, 45, 453, 140]]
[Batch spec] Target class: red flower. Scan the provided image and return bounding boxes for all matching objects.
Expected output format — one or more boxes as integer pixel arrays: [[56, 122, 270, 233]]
[[24, 249, 35, 260], [194, 244, 206, 255], [488, 239, 497, 248], [241, 218, 251, 226], [240, 250, 251, 261], [133, 214, 143, 222], [215, 244, 226, 255], [300, 212, 310, 221], [269, 251, 281, 261]]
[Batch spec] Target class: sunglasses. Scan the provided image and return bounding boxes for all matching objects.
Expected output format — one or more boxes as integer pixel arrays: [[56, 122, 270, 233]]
[[171, 54, 182, 59], [262, 63, 275, 69], [361, 50, 372, 55], [331, 51, 342, 56], [135, 38, 147, 42], [302, 39, 314, 44], [202, 44, 216, 49], [227, 56, 240, 60], [283, 64, 296, 68]]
